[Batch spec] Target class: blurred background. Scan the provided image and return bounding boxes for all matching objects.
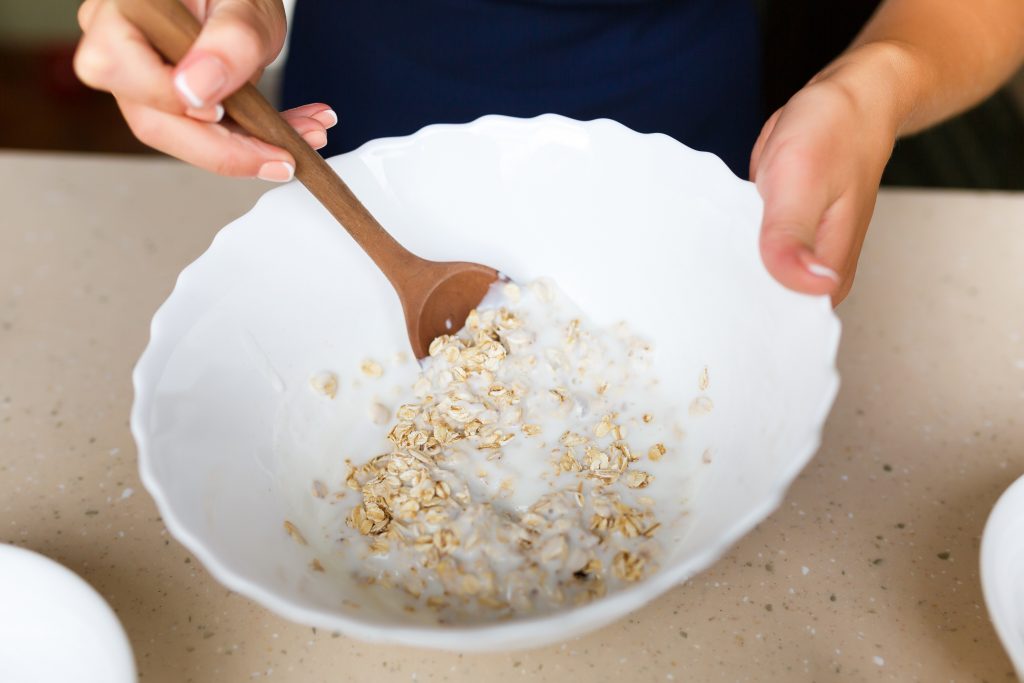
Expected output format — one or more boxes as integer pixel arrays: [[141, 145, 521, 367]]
[[1, 0, 1021, 189]]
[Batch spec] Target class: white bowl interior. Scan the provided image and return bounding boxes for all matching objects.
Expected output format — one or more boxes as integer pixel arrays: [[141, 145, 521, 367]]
[[132, 115, 839, 650]]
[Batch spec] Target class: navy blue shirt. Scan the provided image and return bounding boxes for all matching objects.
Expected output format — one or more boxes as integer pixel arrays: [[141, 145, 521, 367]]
[[282, 0, 760, 178]]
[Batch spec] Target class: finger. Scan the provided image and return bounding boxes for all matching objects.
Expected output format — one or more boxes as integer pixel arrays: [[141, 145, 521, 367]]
[[119, 99, 296, 180], [185, 104, 225, 123], [826, 196, 874, 305], [282, 103, 338, 130], [749, 109, 781, 181], [756, 144, 841, 296], [814, 194, 862, 273], [274, 113, 329, 150], [172, 0, 285, 108], [831, 268, 855, 306], [219, 106, 330, 149], [831, 245, 859, 305], [78, 0, 103, 31], [74, 1, 183, 113]]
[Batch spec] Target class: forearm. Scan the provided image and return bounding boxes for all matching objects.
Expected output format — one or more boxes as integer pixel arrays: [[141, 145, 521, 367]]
[[819, 0, 1024, 137]]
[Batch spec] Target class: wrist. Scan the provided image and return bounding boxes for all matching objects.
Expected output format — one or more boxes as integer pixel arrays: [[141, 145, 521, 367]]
[[811, 40, 932, 139]]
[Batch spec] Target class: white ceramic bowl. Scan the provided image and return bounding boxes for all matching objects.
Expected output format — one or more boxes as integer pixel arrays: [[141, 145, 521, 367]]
[[981, 474, 1024, 679], [0, 544, 136, 682], [132, 115, 840, 651]]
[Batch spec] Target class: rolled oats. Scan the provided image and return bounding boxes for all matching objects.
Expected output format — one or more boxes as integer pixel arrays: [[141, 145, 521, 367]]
[[309, 371, 339, 399], [360, 359, 384, 378], [283, 520, 307, 545], [297, 280, 711, 621]]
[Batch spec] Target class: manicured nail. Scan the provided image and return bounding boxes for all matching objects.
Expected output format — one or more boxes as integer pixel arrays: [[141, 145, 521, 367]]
[[185, 104, 224, 123], [804, 257, 840, 283], [174, 55, 228, 108], [257, 161, 294, 183], [303, 129, 327, 150], [314, 109, 338, 129]]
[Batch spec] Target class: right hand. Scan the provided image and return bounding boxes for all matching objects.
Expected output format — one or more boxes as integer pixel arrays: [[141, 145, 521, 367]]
[[74, 0, 334, 182]]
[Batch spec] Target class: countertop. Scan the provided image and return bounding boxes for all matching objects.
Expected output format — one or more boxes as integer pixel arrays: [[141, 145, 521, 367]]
[[1, 151, 1022, 682]]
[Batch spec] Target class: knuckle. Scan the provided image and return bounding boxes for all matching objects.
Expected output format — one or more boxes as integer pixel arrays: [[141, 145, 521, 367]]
[[77, 0, 97, 31], [198, 1, 285, 77], [228, 20, 270, 68], [72, 43, 112, 89], [204, 11, 270, 73]]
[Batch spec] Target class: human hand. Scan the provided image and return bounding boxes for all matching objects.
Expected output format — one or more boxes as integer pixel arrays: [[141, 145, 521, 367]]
[[74, 0, 334, 182], [750, 44, 908, 304]]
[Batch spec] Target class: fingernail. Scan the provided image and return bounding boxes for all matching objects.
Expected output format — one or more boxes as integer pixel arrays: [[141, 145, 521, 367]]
[[802, 254, 840, 283], [303, 129, 327, 150], [314, 109, 338, 129], [185, 104, 224, 123], [174, 55, 228, 108], [257, 161, 294, 183]]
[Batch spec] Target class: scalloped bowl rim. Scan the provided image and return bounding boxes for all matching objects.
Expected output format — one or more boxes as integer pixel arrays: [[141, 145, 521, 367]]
[[131, 114, 841, 650]]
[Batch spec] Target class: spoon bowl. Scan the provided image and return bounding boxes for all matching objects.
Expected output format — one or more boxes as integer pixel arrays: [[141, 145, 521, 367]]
[[403, 261, 504, 358]]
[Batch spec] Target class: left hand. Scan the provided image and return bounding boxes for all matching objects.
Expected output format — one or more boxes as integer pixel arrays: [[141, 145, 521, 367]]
[[750, 46, 903, 305]]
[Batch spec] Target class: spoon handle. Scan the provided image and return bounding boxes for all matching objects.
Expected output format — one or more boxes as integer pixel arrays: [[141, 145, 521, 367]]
[[113, 0, 423, 280]]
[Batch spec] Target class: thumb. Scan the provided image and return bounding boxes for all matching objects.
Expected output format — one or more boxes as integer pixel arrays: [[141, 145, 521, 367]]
[[172, 0, 285, 109], [755, 150, 841, 296]]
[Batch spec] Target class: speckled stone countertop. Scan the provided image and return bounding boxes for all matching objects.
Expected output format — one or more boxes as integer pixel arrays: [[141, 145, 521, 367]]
[[2, 151, 1022, 682]]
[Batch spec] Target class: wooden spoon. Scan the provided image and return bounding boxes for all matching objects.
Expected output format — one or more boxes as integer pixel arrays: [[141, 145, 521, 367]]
[[114, 0, 501, 359]]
